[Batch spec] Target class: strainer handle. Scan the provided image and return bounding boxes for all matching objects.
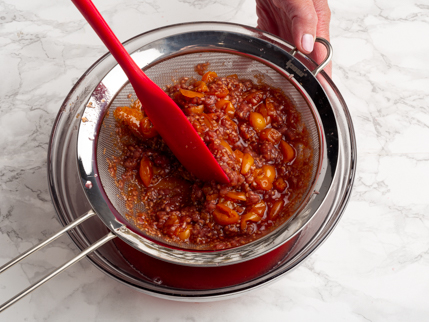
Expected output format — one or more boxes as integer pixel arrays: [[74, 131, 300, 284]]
[[0, 210, 117, 312], [289, 37, 333, 76]]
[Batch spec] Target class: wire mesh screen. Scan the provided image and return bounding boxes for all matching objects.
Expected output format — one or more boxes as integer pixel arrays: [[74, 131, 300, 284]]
[[97, 51, 321, 246]]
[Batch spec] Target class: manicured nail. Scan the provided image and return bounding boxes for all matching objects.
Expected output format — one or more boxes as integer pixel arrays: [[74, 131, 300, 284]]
[[302, 34, 314, 53]]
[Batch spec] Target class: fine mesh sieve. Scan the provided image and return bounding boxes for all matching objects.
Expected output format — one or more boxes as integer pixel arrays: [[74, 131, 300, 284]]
[[97, 51, 322, 249], [0, 23, 339, 311], [76, 26, 336, 266]]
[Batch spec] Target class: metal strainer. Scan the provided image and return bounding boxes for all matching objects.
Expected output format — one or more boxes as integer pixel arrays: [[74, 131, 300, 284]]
[[0, 22, 338, 311], [98, 51, 322, 250]]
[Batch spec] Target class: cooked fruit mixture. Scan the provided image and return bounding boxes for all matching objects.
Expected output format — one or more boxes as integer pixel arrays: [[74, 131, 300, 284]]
[[108, 64, 314, 250]]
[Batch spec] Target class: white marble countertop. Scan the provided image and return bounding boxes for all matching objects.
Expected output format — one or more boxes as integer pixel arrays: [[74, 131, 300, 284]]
[[1, 0, 428, 320]]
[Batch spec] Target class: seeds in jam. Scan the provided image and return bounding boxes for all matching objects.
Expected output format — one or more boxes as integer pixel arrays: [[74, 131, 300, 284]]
[[108, 68, 314, 250]]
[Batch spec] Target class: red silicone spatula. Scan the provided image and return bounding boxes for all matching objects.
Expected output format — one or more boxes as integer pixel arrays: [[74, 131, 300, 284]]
[[72, 0, 229, 184]]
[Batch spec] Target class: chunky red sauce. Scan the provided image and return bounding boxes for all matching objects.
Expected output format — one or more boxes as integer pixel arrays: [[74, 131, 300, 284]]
[[108, 65, 313, 250]]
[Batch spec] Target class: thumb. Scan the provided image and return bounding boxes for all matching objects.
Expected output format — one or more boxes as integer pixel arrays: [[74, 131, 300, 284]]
[[272, 0, 317, 54]]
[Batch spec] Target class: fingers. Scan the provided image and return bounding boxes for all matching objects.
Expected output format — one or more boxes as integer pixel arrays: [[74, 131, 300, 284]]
[[256, 0, 332, 77], [256, 0, 279, 36], [311, 0, 332, 76], [256, 0, 292, 43], [272, 0, 318, 54], [313, 0, 331, 40]]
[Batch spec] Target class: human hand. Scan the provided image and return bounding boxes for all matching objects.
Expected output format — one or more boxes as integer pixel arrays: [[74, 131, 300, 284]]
[[256, 0, 332, 77]]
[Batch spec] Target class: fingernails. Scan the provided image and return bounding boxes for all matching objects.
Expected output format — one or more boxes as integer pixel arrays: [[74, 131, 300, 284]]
[[302, 34, 314, 53]]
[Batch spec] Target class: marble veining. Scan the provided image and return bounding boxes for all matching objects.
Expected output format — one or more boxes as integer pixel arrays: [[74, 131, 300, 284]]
[[1, 0, 429, 320]]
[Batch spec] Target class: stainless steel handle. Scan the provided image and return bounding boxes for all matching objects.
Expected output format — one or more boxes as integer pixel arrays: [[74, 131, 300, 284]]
[[0, 210, 96, 274], [0, 210, 117, 313], [289, 37, 333, 76]]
